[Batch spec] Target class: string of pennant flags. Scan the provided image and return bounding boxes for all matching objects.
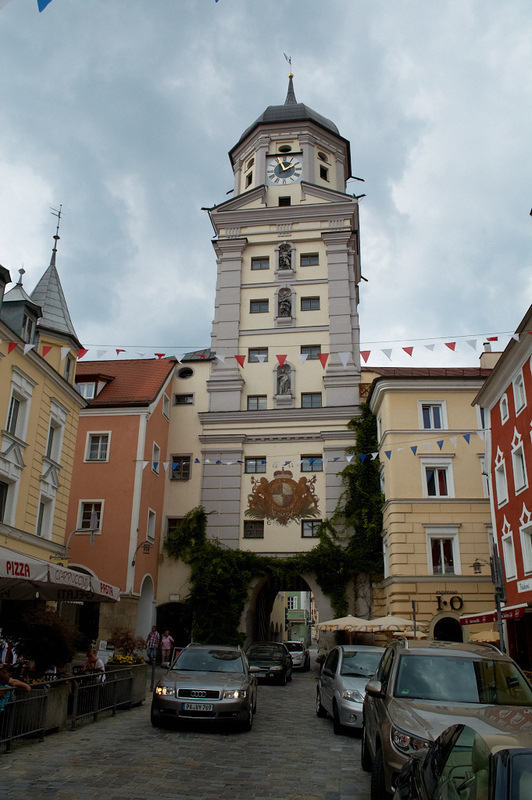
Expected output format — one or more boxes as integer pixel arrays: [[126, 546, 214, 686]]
[[2, 331, 530, 366], [142, 430, 485, 473]]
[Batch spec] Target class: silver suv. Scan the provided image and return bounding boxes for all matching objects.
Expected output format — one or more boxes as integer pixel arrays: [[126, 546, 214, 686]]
[[361, 639, 532, 799]]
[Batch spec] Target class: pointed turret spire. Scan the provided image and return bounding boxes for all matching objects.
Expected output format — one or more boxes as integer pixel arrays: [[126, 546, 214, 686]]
[[284, 73, 297, 105], [30, 207, 81, 347]]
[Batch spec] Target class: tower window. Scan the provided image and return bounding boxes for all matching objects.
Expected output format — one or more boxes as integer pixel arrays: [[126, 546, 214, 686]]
[[317, 151, 329, 163], [278, 144, 292, 153], [250, 299, 269, 314], [279, 196, 291, 206], [251, 257, 269, 271], [246, 157, 254, 169], [319, 165, 329, 181], [300, 253, 319, 267], [245, 171, 253, 188]]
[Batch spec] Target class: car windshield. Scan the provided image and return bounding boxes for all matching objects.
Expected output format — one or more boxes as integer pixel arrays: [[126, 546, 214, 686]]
[[510, 750, 532, 799], [247, 646, 283, 664], [341, 650, 383, 678], [286, 643, 304, 652], [394, 654, 532, 705], [171, 648, 244, 674]]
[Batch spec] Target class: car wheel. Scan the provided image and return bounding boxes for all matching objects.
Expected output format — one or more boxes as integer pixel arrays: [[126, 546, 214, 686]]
[[361, 725, 373, 772], [371, 746, 390, 800], [287, 669, 292, 682], [332, 701, 344, 735], [316, 687, 327, 717], [150, 705, 162, 728], [304, 657, 310, 671], [241, 701, 253, 732]]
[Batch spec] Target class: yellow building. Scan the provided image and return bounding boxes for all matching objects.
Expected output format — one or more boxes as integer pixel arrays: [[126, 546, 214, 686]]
[[0, 228, 85, 569], [366, 365, 496, 640]]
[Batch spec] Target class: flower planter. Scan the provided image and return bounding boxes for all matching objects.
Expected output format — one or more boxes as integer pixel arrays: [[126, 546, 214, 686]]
[[105, 663, 147, 706], [44, 682, 70, 732]]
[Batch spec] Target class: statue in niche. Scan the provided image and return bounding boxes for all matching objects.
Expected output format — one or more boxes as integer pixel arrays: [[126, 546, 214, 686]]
[[278, 243, 292, 270], [277, 366, 291, 395], [278, 288, 292, 318]]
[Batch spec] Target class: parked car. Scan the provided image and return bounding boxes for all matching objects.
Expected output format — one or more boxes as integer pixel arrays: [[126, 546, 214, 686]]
[[393, 720, 532, 800], [362, 639, 532, 799], [151, 643, 257, 730], [285, 640, 310, 671], [246, 642, 293, 684], [316, 644, 384, 733]]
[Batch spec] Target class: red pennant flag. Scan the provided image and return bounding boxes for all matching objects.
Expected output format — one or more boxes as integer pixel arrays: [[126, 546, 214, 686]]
[[196, 352, 206, 359], [360, 350, 371, 363], [318, 353, 329, 369], [486, 336, 498, 342], [276, 354, 287, 366], [154, 353, 166, 360], [444, 342, 456, 351], [403, 347, 413, 357], [42, 345, 52, 357], [116, 348, 126, 355], [235, 355, 246, 368], [8, 342, 18, 354], [78, 348, 88, 359]]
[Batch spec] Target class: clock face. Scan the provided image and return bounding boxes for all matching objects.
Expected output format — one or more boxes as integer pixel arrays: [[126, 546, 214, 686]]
[[267, 156, 303, 185]]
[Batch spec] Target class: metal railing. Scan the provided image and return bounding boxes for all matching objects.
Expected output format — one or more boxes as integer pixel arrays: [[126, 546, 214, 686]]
[[1, 665, 141, 753]]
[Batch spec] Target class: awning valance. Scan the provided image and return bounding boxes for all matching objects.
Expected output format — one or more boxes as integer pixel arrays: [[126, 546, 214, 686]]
[[460, 604, 527, 626], [0, 546, 120, 603]]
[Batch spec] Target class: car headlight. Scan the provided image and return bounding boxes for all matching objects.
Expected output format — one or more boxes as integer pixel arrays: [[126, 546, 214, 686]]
[[341, 689, 364, 702], [391, 725, 430, 754], [155, 685, 175, 696], [222, 689, 247, 699], [269, 666, 282, 671]]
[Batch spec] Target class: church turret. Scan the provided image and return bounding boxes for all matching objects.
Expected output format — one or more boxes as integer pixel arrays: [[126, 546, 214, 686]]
[[1, 268, 42, 345]]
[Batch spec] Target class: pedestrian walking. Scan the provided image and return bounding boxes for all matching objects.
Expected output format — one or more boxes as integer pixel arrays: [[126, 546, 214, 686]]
[[161, 630, 174, 664], [146, 625, 160, 663]]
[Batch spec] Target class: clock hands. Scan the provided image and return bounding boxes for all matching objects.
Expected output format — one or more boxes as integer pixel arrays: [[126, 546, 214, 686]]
[[277, 157, 295, 171]]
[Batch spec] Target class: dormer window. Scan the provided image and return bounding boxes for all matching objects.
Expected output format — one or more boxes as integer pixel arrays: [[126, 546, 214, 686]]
[[21, 313, 36, 344], [78, 382, 96, 399]]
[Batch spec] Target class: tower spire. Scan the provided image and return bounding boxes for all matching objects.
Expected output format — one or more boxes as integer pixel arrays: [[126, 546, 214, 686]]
[[284, 73, 297, 106], [49, 204, 62, 267]]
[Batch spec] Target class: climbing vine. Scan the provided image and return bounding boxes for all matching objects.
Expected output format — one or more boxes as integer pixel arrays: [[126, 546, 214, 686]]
[[165, 403, 383, 644]]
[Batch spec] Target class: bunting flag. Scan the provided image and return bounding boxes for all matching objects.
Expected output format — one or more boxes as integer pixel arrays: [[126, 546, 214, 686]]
[[463, 433, 471, 444], [215, 354, 225, 363], [297, 353, 308, 364], [360, 350, 371, 363], [437, 440, 444, 450], [235, 355, 246, 368], [78, 348, 88, 359], [60, 347, 70, 360], [277, 354, 287, 366], [8, 342, 17, 354], [403, 347, 414, 357], [410, 446, 418, 455], [444, 342, 456, 351], [154, 353, 165, 360], [97, 350, 108, 358], [38, 0, 54, 9], [23, 344, 35, 355], [42, 345, 52, 357], [257, 353, 267, 363], [466, 340, 477, 350], [385, 451, 392, 459], [116, 349, 126, 355], [424, 344, 435, 352], [318, 353, 329, 369], [339, 352, 350, 367], [382, 349, 392, 360]]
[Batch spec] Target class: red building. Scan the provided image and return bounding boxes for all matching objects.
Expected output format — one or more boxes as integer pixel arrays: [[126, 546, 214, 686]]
[[64, 358, 175, 645], [475, 305, 532, 669]]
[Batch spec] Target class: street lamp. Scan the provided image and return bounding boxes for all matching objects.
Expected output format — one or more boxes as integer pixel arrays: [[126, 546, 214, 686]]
[[131, 540, 152, 566], [469, 554, 507, 653]]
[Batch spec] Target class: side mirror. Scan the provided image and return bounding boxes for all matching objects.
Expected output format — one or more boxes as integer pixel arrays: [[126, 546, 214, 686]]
[[365, 679, 384, 698], [249, 666, 261, 674]]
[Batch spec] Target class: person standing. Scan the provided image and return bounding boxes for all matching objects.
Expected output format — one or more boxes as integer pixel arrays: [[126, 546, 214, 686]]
[[82, 650, 106, 683], [146, 625, 160, 663], [0, 665, 31, 712], [161, 630, 174, 664]]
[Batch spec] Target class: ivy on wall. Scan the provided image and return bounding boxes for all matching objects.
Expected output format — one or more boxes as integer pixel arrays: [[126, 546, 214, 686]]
[[165, 403, 383, 644]]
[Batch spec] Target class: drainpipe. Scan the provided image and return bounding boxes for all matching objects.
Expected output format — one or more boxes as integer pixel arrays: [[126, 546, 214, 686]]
[[126, 412, 149, 593]]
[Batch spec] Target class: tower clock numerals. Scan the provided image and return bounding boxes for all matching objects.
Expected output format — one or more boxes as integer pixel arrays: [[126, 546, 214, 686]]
[[266, 156, 303, 185]]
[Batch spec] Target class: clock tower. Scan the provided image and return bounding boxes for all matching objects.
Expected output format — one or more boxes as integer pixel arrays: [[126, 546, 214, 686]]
[[200, 75, 363, 555]]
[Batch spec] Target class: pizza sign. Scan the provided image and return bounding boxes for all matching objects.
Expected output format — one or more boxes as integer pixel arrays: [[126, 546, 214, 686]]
[[245, 469, 320, 526]]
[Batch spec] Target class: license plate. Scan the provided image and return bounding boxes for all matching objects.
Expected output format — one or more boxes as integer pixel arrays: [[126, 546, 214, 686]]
[[182, 702, 213, 711]]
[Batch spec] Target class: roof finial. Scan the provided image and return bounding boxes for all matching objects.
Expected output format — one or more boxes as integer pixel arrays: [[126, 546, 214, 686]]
[[17, 267, 25, 286], [285, 72, 297, 106], [49, 204, 62, 267]]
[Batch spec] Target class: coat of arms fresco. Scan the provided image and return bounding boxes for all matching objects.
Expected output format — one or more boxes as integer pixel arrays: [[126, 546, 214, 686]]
[[245, 469, 320, 526]]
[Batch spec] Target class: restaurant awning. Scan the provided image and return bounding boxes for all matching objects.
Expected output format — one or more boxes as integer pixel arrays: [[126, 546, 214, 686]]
[[0, 546, 120, 603], [459, 603, 527, 626]]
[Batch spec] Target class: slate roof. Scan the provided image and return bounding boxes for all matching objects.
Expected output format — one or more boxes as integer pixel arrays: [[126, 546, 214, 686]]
[[363, 367, 492, 379], [76, 359, 175, 408], [30, 260, 80, 345]]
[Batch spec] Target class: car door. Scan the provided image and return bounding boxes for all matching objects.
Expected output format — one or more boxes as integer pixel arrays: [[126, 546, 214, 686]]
[[320, 648, 340, 714], [364, 646, 395, 757]]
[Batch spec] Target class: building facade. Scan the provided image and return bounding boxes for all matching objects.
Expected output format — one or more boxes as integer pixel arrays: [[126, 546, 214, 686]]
[[475, 305, 532, 669], [367, 366, 496, 641]]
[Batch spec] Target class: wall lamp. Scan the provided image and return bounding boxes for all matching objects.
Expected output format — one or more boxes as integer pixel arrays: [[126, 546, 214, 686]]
[[132, 540, 152, 566]]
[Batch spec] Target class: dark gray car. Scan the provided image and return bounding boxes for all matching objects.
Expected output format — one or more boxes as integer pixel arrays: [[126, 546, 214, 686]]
[[151, 644, 257, 730]]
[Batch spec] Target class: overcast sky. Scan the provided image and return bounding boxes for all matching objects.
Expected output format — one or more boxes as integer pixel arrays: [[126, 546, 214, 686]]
[[0, 0, 530, 366]]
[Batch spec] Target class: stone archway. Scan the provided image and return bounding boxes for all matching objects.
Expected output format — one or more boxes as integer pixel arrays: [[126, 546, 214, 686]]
[[433, 615, 463, 643], [135, 574, 155, 640]]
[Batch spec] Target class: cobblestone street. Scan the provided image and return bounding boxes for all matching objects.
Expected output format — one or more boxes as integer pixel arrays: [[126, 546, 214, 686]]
[[1, 659, 371, 800]]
